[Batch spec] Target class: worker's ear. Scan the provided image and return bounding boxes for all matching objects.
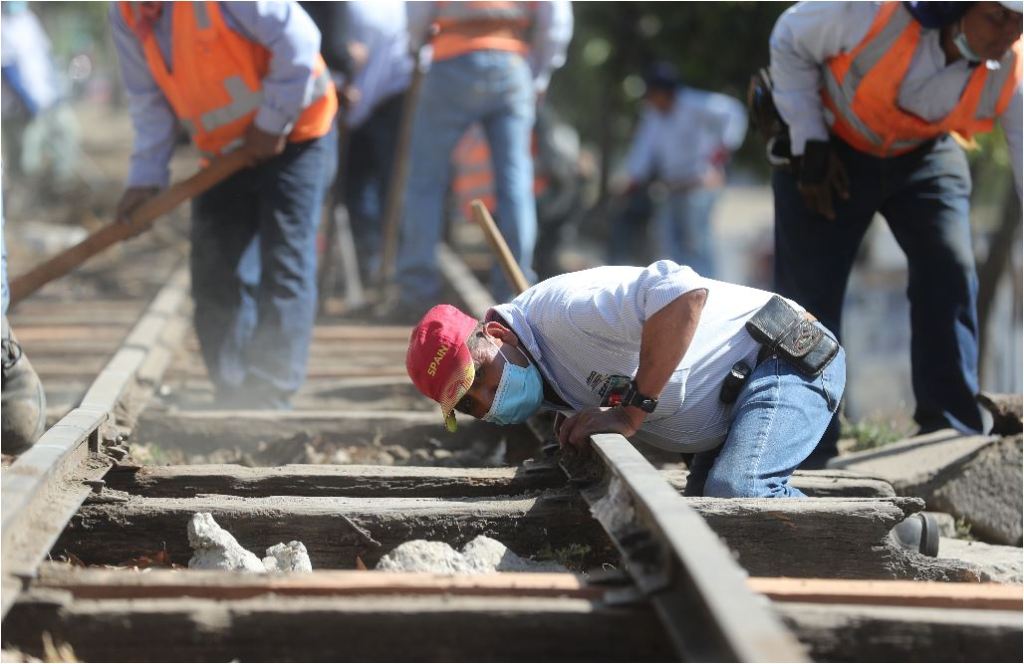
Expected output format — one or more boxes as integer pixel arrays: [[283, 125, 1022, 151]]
[[483, 321, 519, 346]]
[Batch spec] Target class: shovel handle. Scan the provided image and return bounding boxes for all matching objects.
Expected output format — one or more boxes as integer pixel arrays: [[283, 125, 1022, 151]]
[[8, 150, 250, 307]]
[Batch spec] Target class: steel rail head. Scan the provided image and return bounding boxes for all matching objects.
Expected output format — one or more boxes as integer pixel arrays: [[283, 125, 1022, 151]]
[[0, 263, 192, 620], [580, 434, 808, 662]]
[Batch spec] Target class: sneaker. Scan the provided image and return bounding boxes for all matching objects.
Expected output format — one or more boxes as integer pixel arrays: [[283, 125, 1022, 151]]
[[2, 316, 46, 455]]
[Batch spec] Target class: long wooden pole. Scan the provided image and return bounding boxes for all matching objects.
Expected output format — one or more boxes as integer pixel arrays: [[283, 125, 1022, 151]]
[[376, 46, 427, 286], [9, 150, 249, 307], [470, 199, 530, 296]]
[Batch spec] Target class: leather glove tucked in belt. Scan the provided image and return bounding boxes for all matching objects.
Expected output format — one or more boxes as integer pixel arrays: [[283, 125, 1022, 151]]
[[797, 140, 850, 221]]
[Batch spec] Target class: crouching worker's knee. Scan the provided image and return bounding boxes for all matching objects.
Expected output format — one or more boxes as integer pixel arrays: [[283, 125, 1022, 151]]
[[703, 471, 804, 499]]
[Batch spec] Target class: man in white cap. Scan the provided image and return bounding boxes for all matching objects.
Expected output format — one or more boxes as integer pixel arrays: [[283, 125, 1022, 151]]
[[768, 1, 1021, 466]]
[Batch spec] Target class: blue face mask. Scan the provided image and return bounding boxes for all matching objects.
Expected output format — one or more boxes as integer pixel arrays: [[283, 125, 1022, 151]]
[[954, 25, 984, 63], [482, 343, 544, 425]]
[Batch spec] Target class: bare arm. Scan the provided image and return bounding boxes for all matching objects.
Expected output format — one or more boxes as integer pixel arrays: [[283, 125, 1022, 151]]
[[558, 288, 707, 448]]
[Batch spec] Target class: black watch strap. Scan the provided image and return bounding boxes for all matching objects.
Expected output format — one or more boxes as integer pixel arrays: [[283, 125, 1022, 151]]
[[623, 380, 658, 413]]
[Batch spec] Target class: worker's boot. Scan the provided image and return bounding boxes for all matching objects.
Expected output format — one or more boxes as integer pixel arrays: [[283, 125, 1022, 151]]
[[2, 316, 46, 455]]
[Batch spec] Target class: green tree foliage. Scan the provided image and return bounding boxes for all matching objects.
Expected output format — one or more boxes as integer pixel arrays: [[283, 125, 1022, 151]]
[[548, 2, 789, 178]]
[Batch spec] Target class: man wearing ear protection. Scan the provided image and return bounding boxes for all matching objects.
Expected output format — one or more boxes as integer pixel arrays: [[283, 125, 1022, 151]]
[[406, 261, 846, 499]]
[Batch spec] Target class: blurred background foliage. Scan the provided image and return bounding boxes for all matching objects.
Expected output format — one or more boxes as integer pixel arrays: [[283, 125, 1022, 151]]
[[549, 1, 788, 185]]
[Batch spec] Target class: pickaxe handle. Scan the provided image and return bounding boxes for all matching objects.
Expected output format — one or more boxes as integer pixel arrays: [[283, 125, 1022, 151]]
[[8, 150, 250, 307], [470, 199, 530, 297]]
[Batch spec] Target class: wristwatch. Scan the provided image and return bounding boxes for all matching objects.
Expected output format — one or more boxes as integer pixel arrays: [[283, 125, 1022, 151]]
[[622, 380, 658, 413]]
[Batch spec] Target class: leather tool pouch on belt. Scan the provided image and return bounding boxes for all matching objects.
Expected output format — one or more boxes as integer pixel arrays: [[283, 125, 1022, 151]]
[[745, 296, 839, 378]]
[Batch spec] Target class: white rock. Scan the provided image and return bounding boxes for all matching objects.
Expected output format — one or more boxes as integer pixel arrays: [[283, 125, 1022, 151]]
[[263, 541, 313, 572], [187, 513, 265, 573], [375, 540, 468, 574], [375, 536, 566, 574]]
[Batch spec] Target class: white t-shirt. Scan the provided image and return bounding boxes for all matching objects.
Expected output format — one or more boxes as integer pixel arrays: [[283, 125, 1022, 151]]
[[491, 261, 805, 452]]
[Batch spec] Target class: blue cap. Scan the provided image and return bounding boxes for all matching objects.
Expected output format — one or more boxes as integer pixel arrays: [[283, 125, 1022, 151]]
[[644, 62, 680, 94]]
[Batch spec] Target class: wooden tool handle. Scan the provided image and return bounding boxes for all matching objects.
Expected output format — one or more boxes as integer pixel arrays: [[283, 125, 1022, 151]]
[[470, 199, 530, 297], [8, 150, 250, 307]]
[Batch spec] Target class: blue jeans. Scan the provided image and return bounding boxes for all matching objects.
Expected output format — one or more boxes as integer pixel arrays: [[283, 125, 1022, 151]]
[[1, 201, 7, 316], [773, 134, 982, 461], [344, 92, 404, 279], [607, 186, 653, 266], [190, 126, 337, 407], [686, 341, 847, 498], [397, 50, 537, 304], [654, 188, 719, 278]]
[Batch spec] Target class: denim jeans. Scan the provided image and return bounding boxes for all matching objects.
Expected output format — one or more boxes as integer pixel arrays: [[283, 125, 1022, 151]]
[[397, 50, 537, 304], [773, 134, 982, 462], [344, 92, 404, 279], [190, 125, 337, 407], [685, 340, 847, 498], [654, 188, 719, 278], [607, 186, 653, 266]]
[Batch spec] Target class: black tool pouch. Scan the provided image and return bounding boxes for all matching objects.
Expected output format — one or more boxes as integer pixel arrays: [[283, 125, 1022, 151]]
[[745, 296, 839, 378]]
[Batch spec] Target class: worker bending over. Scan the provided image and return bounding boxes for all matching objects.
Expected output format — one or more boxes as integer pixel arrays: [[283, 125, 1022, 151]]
[[406, 261, 846, 498], [110, 1, 337, 408], [769, 1, 1021, 464]]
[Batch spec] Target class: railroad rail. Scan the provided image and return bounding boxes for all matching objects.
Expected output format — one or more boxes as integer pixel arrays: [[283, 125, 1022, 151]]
[[1, 235, 1020, 662]]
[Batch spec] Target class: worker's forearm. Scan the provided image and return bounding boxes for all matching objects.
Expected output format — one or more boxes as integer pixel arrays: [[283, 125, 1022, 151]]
[[628, 289, 707, 424]]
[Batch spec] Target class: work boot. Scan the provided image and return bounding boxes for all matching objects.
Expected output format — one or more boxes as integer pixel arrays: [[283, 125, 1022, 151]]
[[889, 512, 940, 558], [2, 316, 46, 455]]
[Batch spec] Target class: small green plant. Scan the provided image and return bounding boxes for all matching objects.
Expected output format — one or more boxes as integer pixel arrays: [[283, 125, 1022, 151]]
[[538, 543, 592, 570], [841, 417, 906, 453], [954, 517, 976, 542]]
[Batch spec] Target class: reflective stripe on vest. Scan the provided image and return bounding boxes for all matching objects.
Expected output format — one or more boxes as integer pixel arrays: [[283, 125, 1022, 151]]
[[435, 1, 530, 25], [821, 1, 1022, 157], [120, 1, 336, 157]]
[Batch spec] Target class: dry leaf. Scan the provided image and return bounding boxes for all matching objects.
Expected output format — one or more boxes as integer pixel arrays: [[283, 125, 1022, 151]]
[[354, 556, 368, 571], [117, 547, 173, 569]]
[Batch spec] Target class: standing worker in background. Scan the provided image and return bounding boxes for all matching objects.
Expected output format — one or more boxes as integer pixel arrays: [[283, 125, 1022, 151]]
[[110, 1, 338, 409], [769, 1, 1021, 466], [338, 0, 413, 281], [616, 63, 747, 278], [0, 1, 79, 193], [382, 0, 573, 322]]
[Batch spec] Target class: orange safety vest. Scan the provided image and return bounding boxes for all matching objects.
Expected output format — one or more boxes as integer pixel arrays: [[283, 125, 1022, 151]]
[[119, 1, 337, 159], [822, 1, 1022, 157], [431, 1, 532, 62]]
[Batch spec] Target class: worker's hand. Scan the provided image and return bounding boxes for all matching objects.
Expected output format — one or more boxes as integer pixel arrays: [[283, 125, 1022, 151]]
[[242, 125, 287, 166], [797, 140, 849, 221], [700, 167, 725, 189], [557, 406, 642, 450], [115, 186, 161, 232]]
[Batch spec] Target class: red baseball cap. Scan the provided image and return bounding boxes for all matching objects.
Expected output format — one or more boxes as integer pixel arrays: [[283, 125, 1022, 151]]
[[406, 304, 479, 432]]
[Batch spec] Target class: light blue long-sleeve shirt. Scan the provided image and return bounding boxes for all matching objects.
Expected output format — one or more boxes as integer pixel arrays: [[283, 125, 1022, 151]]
[[110, 1, 323, 187], [625, 87, 748, 185], [345, 0, 413, 129], [406, 0, 573, 94], [770, 1, 1022, 194]]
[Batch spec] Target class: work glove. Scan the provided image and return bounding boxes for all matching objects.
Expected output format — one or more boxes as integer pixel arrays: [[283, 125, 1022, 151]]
[[797, 140, 849, 221]]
